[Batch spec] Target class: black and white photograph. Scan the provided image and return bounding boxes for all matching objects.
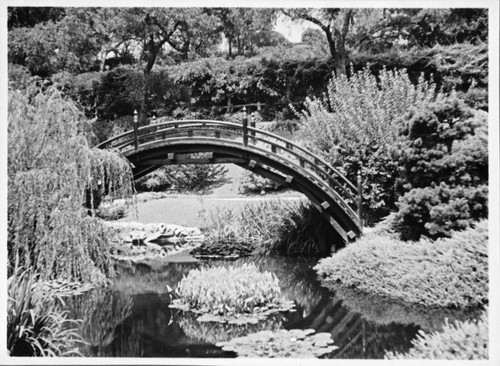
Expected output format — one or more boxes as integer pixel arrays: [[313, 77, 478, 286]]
[[1, 1, 499, 364]]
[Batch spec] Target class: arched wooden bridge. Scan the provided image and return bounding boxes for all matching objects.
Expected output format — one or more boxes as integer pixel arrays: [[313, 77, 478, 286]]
[[96, 119, 363, 242]]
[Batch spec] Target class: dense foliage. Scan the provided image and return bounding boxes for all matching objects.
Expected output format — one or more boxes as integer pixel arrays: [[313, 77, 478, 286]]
[[392, 97, 488, 239], [315, 220, 488, 309], [385, 310, 488, 360], [297, 66, 442, 224], [8, 85, 134, 282]]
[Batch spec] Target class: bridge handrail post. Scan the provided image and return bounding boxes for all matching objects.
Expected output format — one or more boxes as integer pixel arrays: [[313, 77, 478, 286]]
[[242, 107, 248, 147], [250, 113, 256, 144], [357, 170, 363, 231], [133, 109, 139, 152]]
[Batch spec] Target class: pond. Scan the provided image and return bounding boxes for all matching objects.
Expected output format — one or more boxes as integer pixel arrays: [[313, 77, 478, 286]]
[[66, 254, 463, 359]]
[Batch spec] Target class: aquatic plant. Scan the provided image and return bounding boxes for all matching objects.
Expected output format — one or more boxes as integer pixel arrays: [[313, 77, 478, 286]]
[[232, 256, 325, 315], [179, 312, 284, 344], [170, 263, 294, 323], [7, 270, 83, 356], [315, 220, 488, 309], [216, 329, 338, 358], [385, 310, 488, 359], [8, 84, 134, 282]]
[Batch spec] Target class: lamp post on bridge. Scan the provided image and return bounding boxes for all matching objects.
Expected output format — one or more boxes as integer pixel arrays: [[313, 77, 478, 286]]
[[133, 109, 139, 152]]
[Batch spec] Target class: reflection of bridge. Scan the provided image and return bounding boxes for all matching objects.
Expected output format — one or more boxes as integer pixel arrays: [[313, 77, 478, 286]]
[[96, 119, 363, 242]]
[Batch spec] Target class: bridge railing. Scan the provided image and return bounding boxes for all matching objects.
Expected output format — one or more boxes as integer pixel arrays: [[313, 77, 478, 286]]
[[96, 120, 361, 221]]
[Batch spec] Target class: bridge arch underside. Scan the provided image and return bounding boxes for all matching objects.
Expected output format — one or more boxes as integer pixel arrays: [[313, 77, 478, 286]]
[[126, 140, 361, 243]]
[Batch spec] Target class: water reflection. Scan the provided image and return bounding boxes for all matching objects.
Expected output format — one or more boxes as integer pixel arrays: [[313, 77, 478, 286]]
[[66, 255, 454, 358]]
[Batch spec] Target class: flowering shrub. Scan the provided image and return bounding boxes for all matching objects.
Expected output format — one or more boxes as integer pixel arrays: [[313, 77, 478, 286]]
[[296, 66, 442, 224], [385, 310, 488, 360], [315, 220, 488, 309]]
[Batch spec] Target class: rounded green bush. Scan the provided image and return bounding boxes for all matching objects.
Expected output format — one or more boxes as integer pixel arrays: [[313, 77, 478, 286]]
[[315, 220, 488, 309]]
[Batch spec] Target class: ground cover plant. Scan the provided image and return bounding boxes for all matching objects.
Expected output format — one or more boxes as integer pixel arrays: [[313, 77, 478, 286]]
[[385, 310, 488, 360], [169, 263, 295, 324], [315, 220, 488, 309]]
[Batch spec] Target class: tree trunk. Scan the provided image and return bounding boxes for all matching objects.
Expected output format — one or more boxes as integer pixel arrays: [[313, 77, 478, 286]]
[[335, 39, 347, 76]]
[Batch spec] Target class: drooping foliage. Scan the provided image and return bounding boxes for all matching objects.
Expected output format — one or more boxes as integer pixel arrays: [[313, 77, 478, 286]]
[[297, 66, 442, 224], [8, 84, 134, 282]]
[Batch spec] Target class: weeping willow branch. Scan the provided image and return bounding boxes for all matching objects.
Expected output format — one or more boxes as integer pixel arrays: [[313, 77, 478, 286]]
[[8, 85, 134, 283]]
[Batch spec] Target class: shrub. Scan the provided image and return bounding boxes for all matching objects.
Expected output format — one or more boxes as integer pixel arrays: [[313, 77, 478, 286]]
[[7, 270, 82, 356], [385, 310, 488, 360], [8, 84, 134, 282], [96, 201, 128, 221], [136, 163, 228, 192], [238, 170, 283, 194], [394, 184, 488, 240], [8, 63, 33, 90], [296, 66, 442, 224], [392, 96, 488, 239], [315, 220, 488, 309]]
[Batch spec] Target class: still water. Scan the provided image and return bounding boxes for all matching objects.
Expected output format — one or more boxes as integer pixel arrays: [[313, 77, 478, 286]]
[[66, 255, 464, 358]]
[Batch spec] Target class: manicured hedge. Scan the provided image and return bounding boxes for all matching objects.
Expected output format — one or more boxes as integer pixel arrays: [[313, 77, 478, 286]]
[[315, 220, 488, 309]]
